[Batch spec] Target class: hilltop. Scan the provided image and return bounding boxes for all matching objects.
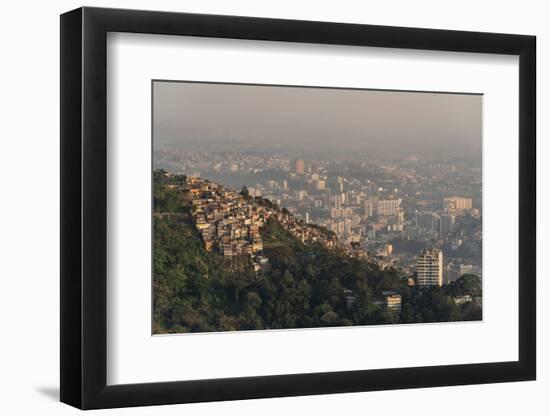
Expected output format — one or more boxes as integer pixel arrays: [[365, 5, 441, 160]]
[[153, 170, 482, 333]]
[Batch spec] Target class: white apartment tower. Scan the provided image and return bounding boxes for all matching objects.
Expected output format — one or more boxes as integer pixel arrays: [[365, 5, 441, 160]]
[[417, 249, 443, 286]]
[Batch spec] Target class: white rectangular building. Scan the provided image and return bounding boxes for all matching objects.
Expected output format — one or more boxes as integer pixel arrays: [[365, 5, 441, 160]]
[[417, 249, 443, 286]]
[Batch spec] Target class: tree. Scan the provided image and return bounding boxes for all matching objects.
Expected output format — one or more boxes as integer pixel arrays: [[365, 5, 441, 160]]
[[240, 186, 251, 200], [446, 274, 482, 297]]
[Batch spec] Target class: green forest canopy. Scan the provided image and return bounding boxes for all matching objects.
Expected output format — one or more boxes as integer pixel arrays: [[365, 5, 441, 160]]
[[153, 172, 482, 334]]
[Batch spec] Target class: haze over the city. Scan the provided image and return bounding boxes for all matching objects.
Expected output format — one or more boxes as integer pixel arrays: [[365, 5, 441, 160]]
[[152, 80, 484, 333], [153, 81, 482, 159]]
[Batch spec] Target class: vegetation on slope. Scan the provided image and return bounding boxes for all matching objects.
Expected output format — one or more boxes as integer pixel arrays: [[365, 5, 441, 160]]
[[153, 175, 482, 334]]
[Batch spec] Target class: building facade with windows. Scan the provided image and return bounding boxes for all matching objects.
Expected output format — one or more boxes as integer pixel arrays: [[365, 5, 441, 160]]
[[417, 248, 443, 286]]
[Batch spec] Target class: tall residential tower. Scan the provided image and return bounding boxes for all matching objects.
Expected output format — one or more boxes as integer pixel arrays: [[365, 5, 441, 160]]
[[417, 249, 443, 286], [295, 159, 305, 174]]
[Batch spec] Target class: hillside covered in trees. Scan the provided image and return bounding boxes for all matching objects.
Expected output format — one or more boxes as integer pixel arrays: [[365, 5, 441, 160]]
[[153, 173, 482, 334]]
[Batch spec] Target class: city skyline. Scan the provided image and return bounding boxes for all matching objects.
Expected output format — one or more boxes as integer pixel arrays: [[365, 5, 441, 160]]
[[152, 81, 483, 334]]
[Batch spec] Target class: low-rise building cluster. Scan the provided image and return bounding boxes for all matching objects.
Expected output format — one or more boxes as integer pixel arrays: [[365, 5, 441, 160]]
[[186, 177, 338, 272], [188, 177, 267, 262]]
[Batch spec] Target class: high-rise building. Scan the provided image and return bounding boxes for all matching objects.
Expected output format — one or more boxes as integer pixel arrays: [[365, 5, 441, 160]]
[[313, 179, 325, 190], [376, 199, 402, 216], [444, 196, 472, 212], [416, 211, 454, 234], [330, 207, 353, 219], [330, 176, 344, 193], [416, 212, 435, 229], [432, 214, 441, 233], [294, 190, 308, 201], [385, 293, 402, 313], [295, 159, 305, 174], [364, 198, 377, 218], [440, 213, 456, 234], [417, 249, 443, 287]]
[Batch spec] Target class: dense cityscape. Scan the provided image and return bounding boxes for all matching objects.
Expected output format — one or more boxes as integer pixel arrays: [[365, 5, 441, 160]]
[[152, 82, 482, 333], [155, 149, 482, 286]]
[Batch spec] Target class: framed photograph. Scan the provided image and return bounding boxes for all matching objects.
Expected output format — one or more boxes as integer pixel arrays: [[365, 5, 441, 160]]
[[60, 6, 536, 409]]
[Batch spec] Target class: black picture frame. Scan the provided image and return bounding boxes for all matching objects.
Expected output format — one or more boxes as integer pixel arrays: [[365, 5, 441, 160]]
[[60, 6, 536, 410]]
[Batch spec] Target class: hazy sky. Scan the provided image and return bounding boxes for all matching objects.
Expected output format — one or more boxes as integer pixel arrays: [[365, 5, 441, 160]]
[[153, 81, 482, 156]]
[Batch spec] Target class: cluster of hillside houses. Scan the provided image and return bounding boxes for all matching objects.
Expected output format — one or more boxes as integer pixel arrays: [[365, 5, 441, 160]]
[[185, 176, 338, 273], [157, 173, 479, 316]]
